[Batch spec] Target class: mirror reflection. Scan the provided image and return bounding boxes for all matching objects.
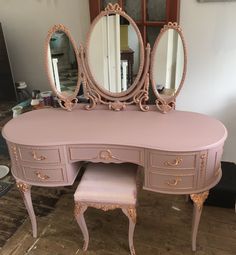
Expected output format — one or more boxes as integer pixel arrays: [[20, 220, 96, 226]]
[[48, 31, 78, 96], [153, 28, 184, 97], [88, 14, 140, 93]]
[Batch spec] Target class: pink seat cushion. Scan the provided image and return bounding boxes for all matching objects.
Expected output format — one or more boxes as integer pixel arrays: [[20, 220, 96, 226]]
[[74, 163, 137, 206]]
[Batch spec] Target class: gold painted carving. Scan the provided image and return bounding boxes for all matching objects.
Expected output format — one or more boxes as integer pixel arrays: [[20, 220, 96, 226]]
[[200, 153, 207, 182], [32, 151, 46, 161], [164, 157, 183, 167], [105, 3, 122, 12], [127, 208, 137, 224], [166, 176, 182, 187], [108, 101, 126, 111], [99, 149, 120, 161], [190, 191, 209, 211], [16, 182, 30, 193], [75, 201, 135, 213], [58, 98, 78, 112], [74, 202, 84, 216], [11, 145, 18, 161], [35, 171, 50, 181], [156, 98, 176, 114]]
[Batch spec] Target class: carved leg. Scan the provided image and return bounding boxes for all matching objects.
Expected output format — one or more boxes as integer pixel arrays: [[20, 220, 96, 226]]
[[190, 191, 209, 252], [74, 203, 89, 251], [122, 207, 136, 255], [16, 182, 37, 238]]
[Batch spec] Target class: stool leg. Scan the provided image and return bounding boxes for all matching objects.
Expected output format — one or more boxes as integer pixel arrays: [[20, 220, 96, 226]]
[[74, 203, 89, 251], [122, 208, 136, 255]]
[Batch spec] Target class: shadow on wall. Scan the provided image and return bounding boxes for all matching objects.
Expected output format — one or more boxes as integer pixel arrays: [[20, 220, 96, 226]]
[[211, 96, 236, 162]]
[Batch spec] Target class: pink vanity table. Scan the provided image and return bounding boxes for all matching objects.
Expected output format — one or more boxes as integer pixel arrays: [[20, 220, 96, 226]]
[[2, 106, 227, 251]]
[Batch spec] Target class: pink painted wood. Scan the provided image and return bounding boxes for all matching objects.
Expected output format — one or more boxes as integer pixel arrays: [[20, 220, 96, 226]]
[[2, 106, 227, 251]]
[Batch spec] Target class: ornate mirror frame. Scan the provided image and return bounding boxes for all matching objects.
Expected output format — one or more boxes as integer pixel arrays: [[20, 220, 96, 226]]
[[150, 22, 187, 113], [45, 24, 82, 111], [81, 3, 150, 111]]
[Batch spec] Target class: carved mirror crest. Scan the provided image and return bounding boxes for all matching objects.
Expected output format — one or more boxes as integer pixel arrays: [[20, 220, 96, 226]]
[[150, 22, 187, 113], [45, 24, 82, 111], [81, 3, 150, 111]]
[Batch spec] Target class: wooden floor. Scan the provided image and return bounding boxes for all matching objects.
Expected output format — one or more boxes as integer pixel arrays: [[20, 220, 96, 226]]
[[0, 182, 236, 255]]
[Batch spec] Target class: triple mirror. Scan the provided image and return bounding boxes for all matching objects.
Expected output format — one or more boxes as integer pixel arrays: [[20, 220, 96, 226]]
[[45, 3, 187, 112]]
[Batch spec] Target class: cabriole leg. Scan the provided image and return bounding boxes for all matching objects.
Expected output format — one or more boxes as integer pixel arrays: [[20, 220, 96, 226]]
[[74, 203, 89, 251], [16, 181, 37, 238], [190, 191, 209, 251], [122, 207, 137, 255]]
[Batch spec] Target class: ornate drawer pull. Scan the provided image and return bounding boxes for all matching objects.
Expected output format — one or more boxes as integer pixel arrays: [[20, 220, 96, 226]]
[[166, 177, 182, 186], [32, 151, 46, 161], [99, 149, 120, 161], [35, 171, 50, 180], [164, 157, 183, 167]]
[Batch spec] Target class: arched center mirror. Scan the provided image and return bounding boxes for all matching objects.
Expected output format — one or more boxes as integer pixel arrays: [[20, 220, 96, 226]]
[[150, 22, 187, 113], [45, 24, 81, 111], [84, 4, 145, 100]]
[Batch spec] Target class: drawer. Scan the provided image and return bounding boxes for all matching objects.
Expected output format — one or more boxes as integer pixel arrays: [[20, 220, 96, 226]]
[[68, 145, 144, 165], [148, 150, 197, 170], [22, 165, 67, 184], [146, 171, 196, 190], [18, 146, 64, 164]]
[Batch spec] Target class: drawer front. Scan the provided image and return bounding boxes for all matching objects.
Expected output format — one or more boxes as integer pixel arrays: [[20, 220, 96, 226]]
[[22, 165, 67, 184], [18, 146, 64, 164], [146, 171, 196, 191], [148, 150, 197, 170], [68, 145, 144, 165]]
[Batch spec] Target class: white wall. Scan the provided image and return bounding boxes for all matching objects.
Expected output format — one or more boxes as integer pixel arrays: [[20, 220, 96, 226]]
[[178, 0, 236, 162], [0, 0, 90, 92]]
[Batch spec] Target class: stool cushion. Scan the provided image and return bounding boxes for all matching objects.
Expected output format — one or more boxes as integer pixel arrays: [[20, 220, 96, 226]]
[[74, 163, 137, 206]]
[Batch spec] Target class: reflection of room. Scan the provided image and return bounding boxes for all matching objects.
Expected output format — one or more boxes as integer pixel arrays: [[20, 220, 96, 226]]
[[50, 32, 78, 95], [154, 29, 184, 96], [88, 15, 139, 93]]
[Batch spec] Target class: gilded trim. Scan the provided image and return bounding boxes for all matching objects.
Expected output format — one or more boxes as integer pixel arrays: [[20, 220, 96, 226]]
[[127, 208, 137, 224], [16, 182, 30, 193], [75, 201, 135, 213], [190, 191, 209, 211]]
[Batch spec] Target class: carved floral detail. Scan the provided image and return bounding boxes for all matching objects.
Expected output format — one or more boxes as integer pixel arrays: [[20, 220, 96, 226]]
[[163, 22, 182, 32], [109, 101, 126, 111], [105, 3, 122, 12], [155, 98, 175, 113], [58, 98, 78, 111], [190, 191, 209, 211], [16, 182, 30, 193]]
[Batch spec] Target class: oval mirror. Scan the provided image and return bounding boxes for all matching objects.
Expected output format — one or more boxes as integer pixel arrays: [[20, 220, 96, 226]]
[[150, 23, 187, 113], [45, 24, 81, 111], [86, 9, 144, 98]]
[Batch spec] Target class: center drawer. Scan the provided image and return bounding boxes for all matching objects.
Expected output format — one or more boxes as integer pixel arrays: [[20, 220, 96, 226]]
[[67, 145, 144, 165]]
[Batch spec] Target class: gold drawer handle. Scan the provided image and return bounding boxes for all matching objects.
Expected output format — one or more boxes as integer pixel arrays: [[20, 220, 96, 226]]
[[164, 157, 183, 167], [32, 151, 46, 161], [99, 149, 120, 161], [166, 177, 182, 186], [35, 171, 50, 180]]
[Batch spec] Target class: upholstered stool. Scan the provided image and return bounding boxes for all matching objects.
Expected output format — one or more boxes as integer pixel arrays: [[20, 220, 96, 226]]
[[74, 162, 138, 255]]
